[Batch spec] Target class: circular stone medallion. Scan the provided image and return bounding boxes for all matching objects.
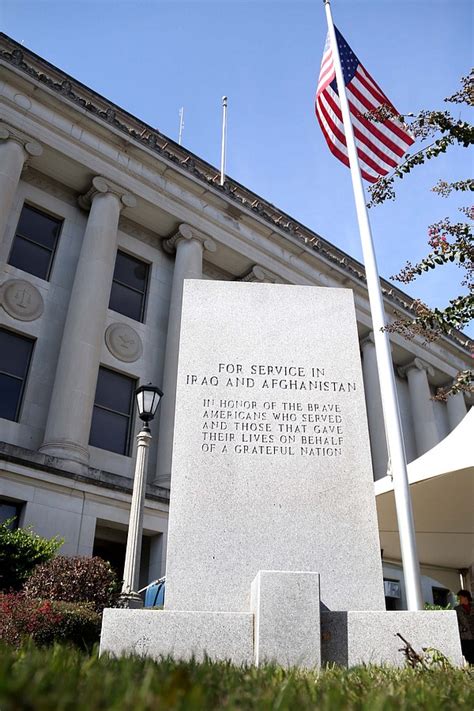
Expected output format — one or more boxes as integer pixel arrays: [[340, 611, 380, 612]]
[[0, 279, 44, 321], [105, 322, 143, 363], [14, 94, 32, 110]]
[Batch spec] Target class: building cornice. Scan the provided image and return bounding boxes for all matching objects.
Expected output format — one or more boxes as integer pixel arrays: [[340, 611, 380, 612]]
[[0, 32, 471, 355], [0, 441, 170, 504]]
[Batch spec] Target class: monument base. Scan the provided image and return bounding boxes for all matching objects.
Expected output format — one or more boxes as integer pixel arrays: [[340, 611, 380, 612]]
[[100, 571, 464, 668], [321, 610, 463, 667], [251, 570, 321, 668], [100, 609, 254, 664]]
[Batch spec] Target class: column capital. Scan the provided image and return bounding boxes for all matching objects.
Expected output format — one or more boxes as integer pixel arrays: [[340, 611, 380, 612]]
[[162, 223, 216, 255], [360, 331, 394, 355], [0, 122, 43, 158], [398, 357, 435, 379], [360, 331, 375, 350], [77, 176, 136, 211], [238, 265, 280, 283], [440, 377, 462, 392]]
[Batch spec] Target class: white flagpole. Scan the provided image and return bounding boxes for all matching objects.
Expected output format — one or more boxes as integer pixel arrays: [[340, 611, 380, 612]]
[[323, 0, 423, 610], [220, 95, 228, 186]]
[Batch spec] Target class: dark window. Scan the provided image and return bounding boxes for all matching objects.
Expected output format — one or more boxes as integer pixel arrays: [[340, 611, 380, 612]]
[[0, 499, 23, 529], [93, 537, 126, 580], [432, 586, 450, 607], [89, 367, 136, 455], [383, 578, 402, 610], [8, 204, 62, 280], [109, 251, 149, 322], [0, 329, 34, 421], [93, 530, 150, 587]]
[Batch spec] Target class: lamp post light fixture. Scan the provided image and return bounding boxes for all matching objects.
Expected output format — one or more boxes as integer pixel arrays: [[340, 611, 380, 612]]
[[119, 383, 163, 608]]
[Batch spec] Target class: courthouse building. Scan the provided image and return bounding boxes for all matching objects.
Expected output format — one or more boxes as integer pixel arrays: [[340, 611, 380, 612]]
[[0, 34, 472, 599]]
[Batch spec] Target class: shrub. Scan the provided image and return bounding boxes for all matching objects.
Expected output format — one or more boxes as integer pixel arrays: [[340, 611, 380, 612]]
[[0, 520, 62, 591], [0, 592, 101, 649], [24, 555, 121, 613], [38, 601, 101, 649], [425, 602, 454, 610], [0, 592, 61, 647]]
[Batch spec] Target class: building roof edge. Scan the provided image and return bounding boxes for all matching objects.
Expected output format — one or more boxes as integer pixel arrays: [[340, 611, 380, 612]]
[[0, 32, 471, 354]]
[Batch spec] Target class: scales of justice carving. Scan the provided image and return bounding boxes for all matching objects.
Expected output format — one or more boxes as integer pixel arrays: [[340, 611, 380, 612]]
[[0, 279, 44, 321]]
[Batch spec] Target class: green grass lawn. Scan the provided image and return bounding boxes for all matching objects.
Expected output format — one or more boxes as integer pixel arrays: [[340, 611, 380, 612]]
[[0, 644, 472, 710]]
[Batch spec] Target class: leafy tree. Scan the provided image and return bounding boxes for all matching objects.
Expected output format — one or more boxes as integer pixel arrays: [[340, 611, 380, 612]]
[[0, 520, 62, 591], [367, 72, 473, 398]]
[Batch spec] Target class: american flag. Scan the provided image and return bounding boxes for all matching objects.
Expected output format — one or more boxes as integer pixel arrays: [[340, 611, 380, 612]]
[[316, 27, 414, 183]]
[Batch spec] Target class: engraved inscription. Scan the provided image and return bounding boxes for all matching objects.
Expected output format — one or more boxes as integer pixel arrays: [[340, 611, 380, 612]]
[[184, 362, 355, 459]]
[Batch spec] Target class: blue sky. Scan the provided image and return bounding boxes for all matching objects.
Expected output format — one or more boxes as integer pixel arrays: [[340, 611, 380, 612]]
[[2, 0, 472, 334]]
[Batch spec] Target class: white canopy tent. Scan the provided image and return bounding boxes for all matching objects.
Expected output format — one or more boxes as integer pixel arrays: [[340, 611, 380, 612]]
[[375, 409, 473, 580]]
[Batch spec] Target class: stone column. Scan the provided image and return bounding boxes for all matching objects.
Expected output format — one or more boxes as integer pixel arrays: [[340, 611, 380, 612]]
[[41, 177, 136, 465], [360, 332, 388, 480], [398, 358, 438, 457], [149, 531, 168, 579], [446, 389, 467, 431], [155, 224, 216, 488], [0, 124, 42, 250]]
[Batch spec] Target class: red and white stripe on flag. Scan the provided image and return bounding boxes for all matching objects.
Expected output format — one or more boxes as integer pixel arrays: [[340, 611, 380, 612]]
[[316, 28, 414, 183]]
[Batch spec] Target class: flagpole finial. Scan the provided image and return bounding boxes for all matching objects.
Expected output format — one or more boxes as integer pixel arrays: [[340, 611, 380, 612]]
[[222, 96, 227, 106]]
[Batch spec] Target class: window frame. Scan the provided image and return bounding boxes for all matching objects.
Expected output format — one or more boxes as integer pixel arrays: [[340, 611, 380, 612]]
[[8, 202, 63, 282], [108, 250, 150, 323], [89, 366, 137, 456], [0, 328, 35, 422], [0, 498, 24, 530]]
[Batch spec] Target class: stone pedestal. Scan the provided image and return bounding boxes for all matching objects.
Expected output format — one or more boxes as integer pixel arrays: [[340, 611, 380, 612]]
[[321, 610, 463, 667], [100, 582, 463, 668], [251, 571, 321, 668], [101, 608, 254, 664]]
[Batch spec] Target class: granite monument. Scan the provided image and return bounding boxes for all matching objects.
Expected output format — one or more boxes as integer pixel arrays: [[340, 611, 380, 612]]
[[100, 280, 463, 668]]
